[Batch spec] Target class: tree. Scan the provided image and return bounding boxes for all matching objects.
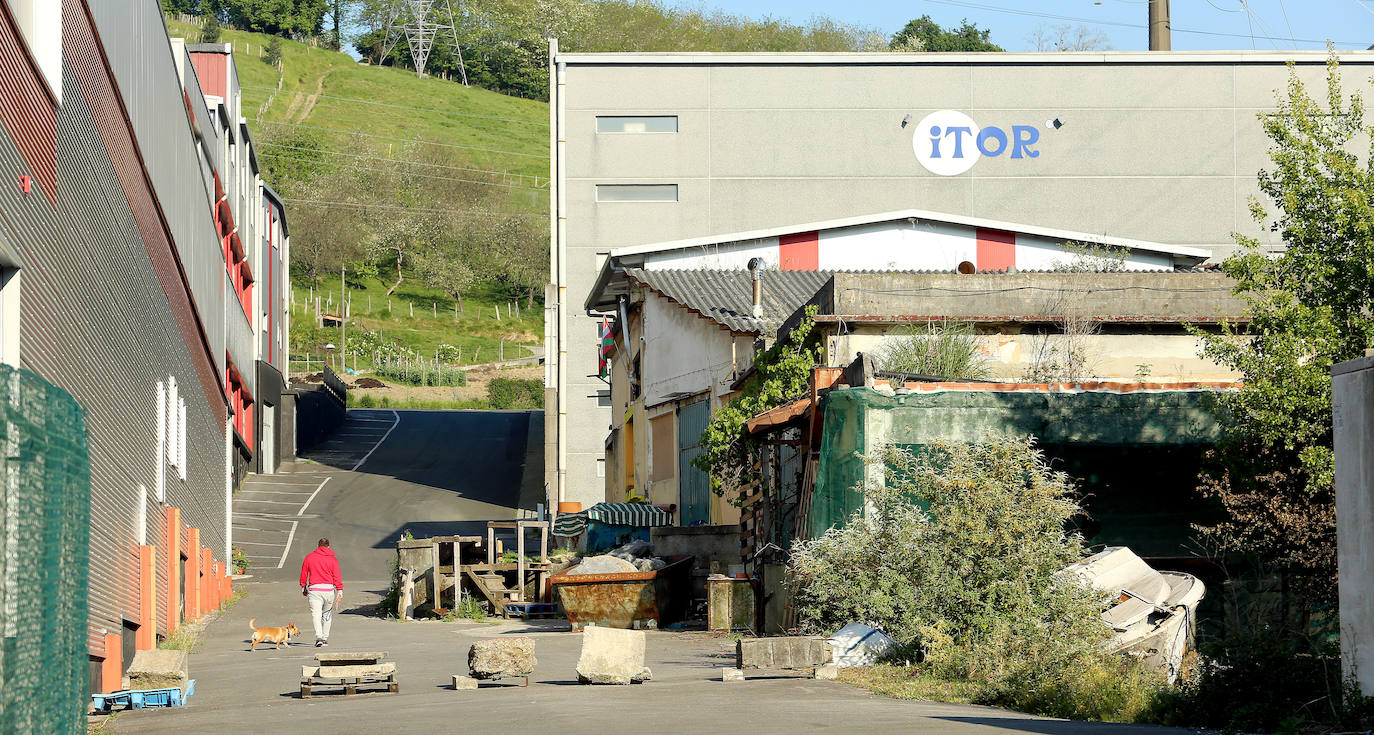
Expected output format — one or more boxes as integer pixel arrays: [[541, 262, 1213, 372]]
[[1027, 23, 1111, 52], [200, 14, 222, 44], [328, 0, 345, 50], [414, 250, 475, 314], [889, 15, 1002, 52], [1192, 57, 1374, 605], [220, 0, 329, 37]]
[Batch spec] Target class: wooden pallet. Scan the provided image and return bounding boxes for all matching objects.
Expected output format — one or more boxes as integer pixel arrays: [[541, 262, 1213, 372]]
[[300, 672, 397, 697]]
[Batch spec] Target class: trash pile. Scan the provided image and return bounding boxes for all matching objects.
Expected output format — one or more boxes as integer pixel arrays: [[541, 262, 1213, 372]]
[[569, 540, 667, 574]]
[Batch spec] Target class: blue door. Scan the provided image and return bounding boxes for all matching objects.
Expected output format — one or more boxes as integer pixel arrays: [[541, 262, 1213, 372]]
[[677, 399, 711, 526]]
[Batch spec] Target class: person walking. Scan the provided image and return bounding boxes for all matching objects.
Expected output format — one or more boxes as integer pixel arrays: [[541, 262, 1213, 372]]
[[299, 538, 343, 647]]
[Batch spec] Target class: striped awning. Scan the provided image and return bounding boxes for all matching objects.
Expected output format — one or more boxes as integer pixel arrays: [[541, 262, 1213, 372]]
[[586, 502, 674, 527], [552, 502, 674, 537]]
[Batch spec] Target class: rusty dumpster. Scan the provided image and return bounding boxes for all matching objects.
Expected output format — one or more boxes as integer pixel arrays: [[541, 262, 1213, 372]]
[[550, 555, 694, 630]]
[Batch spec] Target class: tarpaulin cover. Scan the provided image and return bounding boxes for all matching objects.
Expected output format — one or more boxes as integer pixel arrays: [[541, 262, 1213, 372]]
[[810, 387, 1227, 540], [0, 366, 92, 735], [553, 502, 674, 537]]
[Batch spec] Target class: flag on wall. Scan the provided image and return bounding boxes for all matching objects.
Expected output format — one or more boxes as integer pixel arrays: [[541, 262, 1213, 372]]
[[598, 317, 615, 378]]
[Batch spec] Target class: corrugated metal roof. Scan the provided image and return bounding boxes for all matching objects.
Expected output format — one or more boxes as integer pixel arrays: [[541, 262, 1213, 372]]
[[625, 268, 833, 334]]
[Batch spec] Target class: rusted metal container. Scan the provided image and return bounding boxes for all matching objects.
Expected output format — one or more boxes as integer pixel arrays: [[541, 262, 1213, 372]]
[[550, 556, 694, 630]]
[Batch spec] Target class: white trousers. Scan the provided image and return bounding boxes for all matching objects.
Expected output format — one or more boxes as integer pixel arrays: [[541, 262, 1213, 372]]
[[307, 589, 336, 640]]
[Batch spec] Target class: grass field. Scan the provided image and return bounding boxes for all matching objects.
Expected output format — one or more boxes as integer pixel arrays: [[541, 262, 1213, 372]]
[[163, 16, 549, 186], [290, 272, 541, 374]]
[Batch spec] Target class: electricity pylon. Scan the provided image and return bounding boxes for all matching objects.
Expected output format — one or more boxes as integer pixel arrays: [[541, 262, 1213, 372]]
[[381, 0, 468, 85]]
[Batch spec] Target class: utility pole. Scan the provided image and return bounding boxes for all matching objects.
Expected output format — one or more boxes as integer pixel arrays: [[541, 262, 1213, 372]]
[[340, 265, 347, 372], [1148, 0, 1170, 51]]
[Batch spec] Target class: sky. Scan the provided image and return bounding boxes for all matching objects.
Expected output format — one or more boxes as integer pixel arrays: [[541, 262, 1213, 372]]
[[668, 0, 1374, 52]]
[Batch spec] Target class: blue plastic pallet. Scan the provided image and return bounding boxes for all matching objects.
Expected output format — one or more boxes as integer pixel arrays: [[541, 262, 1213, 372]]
[[92, 679, 195, 712], [504, 602, 558, 618]]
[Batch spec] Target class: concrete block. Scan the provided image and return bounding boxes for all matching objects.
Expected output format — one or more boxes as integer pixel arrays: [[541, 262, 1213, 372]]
[[303, 662, 396, 679], [126, 649, 188, 691], [575, 625, 646, 685], [469, 637, 537, 679], [452, 675, 479, 690], [722, 667, 745, 682], [815, 665, 839, 680], [736, 637, 831, 670]]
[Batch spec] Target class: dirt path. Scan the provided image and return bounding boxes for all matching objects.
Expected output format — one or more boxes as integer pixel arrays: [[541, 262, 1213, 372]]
[[293, 69, 333, 123]]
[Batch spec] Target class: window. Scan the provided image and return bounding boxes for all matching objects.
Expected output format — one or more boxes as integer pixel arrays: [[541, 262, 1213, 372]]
[[177, 398, 187, 480], [166, 378, 179, 467], [596, 389, 611, 407], [596, 458, 606, 478], [0, 268, 19, 368], [135, 486, 147, 546], [596, 116, 678, 134], [596, 184, 678, 203], [155, 381, 166, 502], [6, 0, 62, 103]]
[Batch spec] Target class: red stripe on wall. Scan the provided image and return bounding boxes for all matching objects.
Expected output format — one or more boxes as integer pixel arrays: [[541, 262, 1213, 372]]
[[0, 2, 58, 207], [975, 228, 1016, 272], [779, 231, 819, 271]]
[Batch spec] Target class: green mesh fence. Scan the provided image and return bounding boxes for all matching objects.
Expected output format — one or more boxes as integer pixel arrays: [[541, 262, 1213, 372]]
[[0, 365, 92, 735], [810, 387, 1225, 539]]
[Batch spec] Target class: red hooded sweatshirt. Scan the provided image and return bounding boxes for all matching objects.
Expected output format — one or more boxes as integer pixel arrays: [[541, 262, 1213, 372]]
[[299, 546, 343, 591]]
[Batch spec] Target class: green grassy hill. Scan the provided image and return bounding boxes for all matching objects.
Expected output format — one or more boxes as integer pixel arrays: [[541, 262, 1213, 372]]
[[164, 17, 549, 390], [165, 17, 548, 182]]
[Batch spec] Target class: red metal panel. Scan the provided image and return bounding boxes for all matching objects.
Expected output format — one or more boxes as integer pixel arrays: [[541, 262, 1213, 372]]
[[779, 231, 819, 271], [188, 52, 226, 99], [0, 2, 57, 206], [975, 227, 1016, 272]]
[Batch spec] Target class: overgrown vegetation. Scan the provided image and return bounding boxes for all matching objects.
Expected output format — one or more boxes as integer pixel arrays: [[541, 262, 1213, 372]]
[[694, 307, 823, 502], [231, 545, 250, 574], [1190, 56, 1373, 608], [487, 377, 543, 410], [871, 321, 990, 379], [791, 437, 1166, 721]]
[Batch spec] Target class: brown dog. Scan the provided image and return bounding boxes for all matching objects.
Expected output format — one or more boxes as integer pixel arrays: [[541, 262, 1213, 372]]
[[248, 618, 299, 651]]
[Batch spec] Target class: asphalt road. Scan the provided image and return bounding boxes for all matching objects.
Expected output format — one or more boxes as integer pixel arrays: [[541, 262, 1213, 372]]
[[108, 408, 1194, 735]]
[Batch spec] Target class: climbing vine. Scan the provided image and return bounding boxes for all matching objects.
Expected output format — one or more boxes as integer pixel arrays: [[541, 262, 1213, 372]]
[[692, 307, 823, 504]]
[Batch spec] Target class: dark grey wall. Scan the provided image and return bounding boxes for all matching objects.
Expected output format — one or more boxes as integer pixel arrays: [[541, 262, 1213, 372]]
[[0, 62, 226, 655]]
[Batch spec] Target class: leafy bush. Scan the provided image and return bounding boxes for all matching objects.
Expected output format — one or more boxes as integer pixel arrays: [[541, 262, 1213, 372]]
[[487, 377, 542, 409], [199, 14, 221, 44], [265, 37, 282, 66], [373, 357, 466, 387], [790, 437, 1151, 715], [871, 321, 991, 379]]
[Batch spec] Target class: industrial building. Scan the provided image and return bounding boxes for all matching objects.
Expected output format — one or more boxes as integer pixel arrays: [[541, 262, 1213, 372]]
[[0, 0, 289, 693], [546, 45, 1374, 514]]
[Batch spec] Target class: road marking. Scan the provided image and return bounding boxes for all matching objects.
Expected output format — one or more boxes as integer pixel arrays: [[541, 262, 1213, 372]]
[[350, 410, 400, 472], [233, 499, 305, 505], [275, 477, 332, 569], [241, 481, 325, 486], [234, 540, 286, 547], [239, 489, 319, 495]]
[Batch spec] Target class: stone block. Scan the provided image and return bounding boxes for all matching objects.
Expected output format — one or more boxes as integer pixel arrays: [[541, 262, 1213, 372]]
[[452, 675, 479, 690], [468, 637, 537, 679], [575, 625, 647, 685], [736, 637, 831, 670], [126, 649, 188, 691], [722, 667, 745, 682], [815, 665, 839, 680]]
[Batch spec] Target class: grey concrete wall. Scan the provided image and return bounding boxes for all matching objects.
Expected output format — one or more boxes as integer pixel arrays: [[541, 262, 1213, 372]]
[[553, 51, 1374, 515], [1335, 354, 1374, 695]]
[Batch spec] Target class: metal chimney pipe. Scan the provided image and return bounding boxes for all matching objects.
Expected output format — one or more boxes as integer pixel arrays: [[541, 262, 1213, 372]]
[[1148, 0, 1170, 51], [748, 257, 764, 318]]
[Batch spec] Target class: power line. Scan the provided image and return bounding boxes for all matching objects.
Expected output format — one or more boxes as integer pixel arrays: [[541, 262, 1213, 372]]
[[281, 197, 545, 217], [246, 118, 546, 159], [261, 149, 547, 190], [241, 85, 545, 126], [924, 0, 1371, 46], [257, 142, 544, 184]]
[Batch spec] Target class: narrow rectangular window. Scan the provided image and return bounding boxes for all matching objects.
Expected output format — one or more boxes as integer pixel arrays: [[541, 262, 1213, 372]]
[[178, 399, 188, 480], [135, 486, 148, 546], [596, 116, 678, 134], [596, 184, 678, 203], [166, 378, 179, 467], [155, 381, 166, 503], [596, 458, 606, 478]]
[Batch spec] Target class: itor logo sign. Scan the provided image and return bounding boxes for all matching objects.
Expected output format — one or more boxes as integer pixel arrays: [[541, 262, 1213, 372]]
[[912, 110, 1042, 176]]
